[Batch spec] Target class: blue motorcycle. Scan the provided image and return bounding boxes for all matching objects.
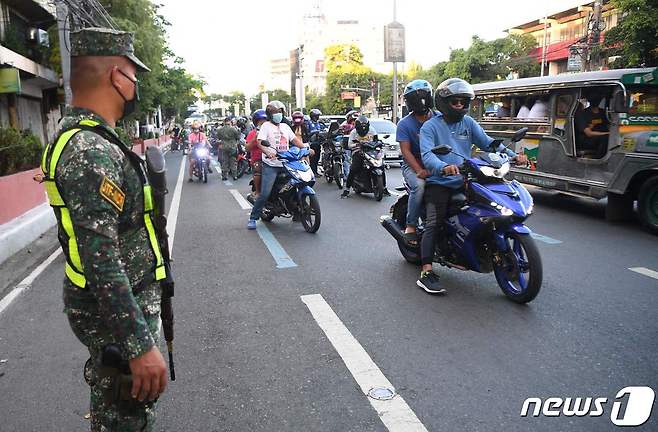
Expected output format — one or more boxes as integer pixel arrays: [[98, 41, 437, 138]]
[[380, 128, 542, 303], [250, 146, 321, 233]]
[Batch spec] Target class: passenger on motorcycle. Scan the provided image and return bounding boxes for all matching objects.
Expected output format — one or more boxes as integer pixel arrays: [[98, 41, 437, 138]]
[[247, 101, 306, 230], [291, 111, 310, 143], [246, 109, 267, 200], [339, 109, 360, 135], [307, 108, 326, 176], [188, 120, 210, 182], [416, 78, 528, 294], [397, 79, 436, 246], [341, 115, 389, 198]]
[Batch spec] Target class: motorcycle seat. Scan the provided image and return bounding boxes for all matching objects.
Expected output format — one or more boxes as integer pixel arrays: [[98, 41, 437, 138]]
[[450, 193, 466, 203], [395, 185, 406, 192]]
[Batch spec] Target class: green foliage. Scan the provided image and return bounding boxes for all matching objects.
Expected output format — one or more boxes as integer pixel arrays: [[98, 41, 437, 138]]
[[0, 128, 43, 176], [325, 44, 364, 73], [157, 61, 204, 120], [114, 126, 132, 144], [605, 0, 658, 68]]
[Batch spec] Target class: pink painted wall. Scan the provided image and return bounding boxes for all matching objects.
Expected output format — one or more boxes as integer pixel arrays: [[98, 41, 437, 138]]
[[0, 168, 47, 225]]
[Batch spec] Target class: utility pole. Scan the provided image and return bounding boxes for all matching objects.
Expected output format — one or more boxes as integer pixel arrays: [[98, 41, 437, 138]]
[[540, 14, 548, 77], [392, 0, 398, 123], [56, 2, 72, 105], [589, 0, 604, 71]]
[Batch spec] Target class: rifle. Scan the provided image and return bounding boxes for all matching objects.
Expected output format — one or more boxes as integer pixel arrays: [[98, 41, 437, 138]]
[[145, 146, 176, 381]]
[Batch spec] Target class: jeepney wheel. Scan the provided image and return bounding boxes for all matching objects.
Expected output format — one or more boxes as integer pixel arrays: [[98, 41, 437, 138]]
[[638, 176, 658, 235]]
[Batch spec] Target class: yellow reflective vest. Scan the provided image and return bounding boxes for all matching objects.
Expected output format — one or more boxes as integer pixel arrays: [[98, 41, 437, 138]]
[[41, 119, 165, 289]]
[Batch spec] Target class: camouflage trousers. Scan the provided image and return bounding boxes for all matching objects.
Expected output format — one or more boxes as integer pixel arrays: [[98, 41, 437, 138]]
[[220, 144, 238, 178], [66, 284, 162, 431]]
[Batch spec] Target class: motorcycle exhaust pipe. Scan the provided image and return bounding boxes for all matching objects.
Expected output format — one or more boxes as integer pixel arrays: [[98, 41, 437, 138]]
[[379, 215, 406, 244]]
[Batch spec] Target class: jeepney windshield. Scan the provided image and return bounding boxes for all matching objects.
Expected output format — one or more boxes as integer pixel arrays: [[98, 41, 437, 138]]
[[628, 86, 658, 114]]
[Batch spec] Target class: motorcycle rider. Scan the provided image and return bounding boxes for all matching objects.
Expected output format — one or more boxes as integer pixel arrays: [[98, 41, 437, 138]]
[[397, 79, 436, 246], [247, 100, 305, 230], [417, 78, 528, 294], [307, 108, 326, 176], [245, 109, 267, 200], [291, 111, 310, 143], [217, 116, 241, 180], [188, 120, 210, 182], [341, 115, 389, 198]]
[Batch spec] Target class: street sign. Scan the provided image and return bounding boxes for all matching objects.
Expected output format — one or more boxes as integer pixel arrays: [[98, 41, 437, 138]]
[[354, 96, 361, 108], [567, 52, 582, 72], [0, 69, 21, 94], [384, 22, 405, 63], [341, 91, 357, 100]]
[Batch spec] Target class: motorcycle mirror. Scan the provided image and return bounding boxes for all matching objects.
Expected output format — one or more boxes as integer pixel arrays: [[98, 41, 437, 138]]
[[328, 121, 340, 134], [512, 127, 528, 143], [431, 144, 452, 155], [261, 140, 271, 147]]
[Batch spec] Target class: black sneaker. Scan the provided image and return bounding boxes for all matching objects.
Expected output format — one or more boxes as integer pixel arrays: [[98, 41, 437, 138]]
[[341, 189, 350, 198], [188, 178, 193, 183], [416, 270, 446, 294]]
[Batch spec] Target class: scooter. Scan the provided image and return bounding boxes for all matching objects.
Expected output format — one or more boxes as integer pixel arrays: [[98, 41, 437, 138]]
[[348, 139, 386, 201], [248, 144, 321, 233], [236, 141, 251, 179], [380, 127, 542, 303], [319, 122, 347, 189]]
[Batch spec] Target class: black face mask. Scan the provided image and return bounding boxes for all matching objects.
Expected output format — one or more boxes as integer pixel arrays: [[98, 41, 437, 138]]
[[114, 69, 139, 119]]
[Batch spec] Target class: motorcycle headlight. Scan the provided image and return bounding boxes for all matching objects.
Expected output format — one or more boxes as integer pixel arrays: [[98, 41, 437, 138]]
[[479, 162, 510, 178], [291, 168, 314, 183], [195, 148, 208, 157]]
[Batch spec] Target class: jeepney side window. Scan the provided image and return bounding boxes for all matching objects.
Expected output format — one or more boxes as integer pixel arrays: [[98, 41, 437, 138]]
[[628, 88, 658, 114], [554, 94, 574, 137]]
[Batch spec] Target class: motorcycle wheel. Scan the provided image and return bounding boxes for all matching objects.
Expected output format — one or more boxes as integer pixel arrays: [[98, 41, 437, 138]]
[[324, 164, 333, 183], [334, 163, 344, 189], [300, 194, 321, 233], [391, 196, 421, 264], [373, 176, 384, 201], [202, 163, 207, 183], [493, 232, 542, 304], [237, 159, 249, 179]]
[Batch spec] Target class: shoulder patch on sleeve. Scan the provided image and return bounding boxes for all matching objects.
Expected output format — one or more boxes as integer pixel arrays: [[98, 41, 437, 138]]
[[99, 176, 125, 212]]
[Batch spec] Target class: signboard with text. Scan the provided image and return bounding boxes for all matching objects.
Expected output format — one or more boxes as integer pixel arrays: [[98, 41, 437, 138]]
[[384, 22, 405, 63], [0, 69, 21, 94]]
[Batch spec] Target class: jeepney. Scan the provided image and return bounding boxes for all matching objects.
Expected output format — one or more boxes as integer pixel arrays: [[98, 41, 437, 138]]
[[470, 68, 658, 234]]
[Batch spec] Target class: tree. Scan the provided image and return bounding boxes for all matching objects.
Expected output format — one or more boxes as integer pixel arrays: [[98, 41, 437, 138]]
[[605, 0, 658, 68]]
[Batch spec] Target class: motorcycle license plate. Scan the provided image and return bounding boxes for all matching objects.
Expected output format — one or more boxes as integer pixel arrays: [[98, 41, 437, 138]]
[[385, 151, 398, 158]]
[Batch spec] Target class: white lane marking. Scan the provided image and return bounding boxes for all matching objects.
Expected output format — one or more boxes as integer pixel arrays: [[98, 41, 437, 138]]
[[211, 160, 222, 175], [530, 232, 562, 244], [629, 267, 658, 281], [167, 155, 186, 254], [228, 190, 297, 268], [229, 189, 252, 210], [301, 294, 428, 432], [0, 249, 62, 316]]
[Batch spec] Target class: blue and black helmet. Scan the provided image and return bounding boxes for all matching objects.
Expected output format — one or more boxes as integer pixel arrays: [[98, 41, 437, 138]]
[[252, 109, 267, 124], [403, 79, 434, 114]]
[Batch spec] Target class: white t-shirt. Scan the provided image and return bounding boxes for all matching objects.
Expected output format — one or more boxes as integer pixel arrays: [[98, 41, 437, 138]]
[[257, 121, 297, 167], [516, 105, 531, 119], [528, 100, 548, 119], [348, 126, 378, 150]]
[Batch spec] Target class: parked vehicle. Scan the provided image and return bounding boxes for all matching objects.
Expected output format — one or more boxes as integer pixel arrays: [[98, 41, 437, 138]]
[[470, 67, 658, 234], [381, 128, 543, 303], [249, 146, 321, 233], [349, 138, 386, 201], [370, 118, 401, 165]]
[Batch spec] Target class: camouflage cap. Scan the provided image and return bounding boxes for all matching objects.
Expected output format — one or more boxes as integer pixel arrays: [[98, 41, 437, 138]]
[[70, 27, 150, 72]]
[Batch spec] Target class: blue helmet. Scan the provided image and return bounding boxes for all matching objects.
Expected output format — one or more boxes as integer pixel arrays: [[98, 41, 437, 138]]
[[403, 79, 434, 114], [252, 109, 267, 124]]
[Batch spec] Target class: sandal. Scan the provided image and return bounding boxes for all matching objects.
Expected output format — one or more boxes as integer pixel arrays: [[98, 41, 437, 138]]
[[403, 231, 419, 246]]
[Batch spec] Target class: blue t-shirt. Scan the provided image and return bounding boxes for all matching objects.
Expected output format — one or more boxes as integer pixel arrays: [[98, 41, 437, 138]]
[[420, 113, 515, 188], [307, 120, 325, 133], [396, 112, 431, 160]]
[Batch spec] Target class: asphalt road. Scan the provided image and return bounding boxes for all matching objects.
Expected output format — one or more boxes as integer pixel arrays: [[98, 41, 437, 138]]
[[1, 151, 657, 431]]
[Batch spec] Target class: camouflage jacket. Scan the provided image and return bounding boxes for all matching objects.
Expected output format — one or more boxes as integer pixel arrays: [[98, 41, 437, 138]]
[[55, 108, 158, 359], [217, 125, 240, 147]]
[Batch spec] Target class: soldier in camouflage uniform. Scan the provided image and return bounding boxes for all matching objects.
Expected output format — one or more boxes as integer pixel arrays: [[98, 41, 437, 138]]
[[41, 28, 168, 431], [217, 117, 241, 180]]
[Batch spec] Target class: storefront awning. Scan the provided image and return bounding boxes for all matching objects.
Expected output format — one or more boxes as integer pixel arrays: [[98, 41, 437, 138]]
[[529, 38, 579, 63]]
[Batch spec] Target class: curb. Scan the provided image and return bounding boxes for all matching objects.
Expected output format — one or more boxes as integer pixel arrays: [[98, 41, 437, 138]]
[[0, 203, 56, 266]]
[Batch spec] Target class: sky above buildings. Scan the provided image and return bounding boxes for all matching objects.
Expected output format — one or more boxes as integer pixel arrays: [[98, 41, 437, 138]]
[[159, 0, 585, 95]]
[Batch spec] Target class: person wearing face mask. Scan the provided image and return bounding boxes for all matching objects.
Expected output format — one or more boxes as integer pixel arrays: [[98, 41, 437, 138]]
[[188, 120, 210, 181], [39, 28, 168, 430], [246, 100, 306, 230]]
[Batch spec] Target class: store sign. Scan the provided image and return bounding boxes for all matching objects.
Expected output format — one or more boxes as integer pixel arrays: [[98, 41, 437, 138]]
[[341, 91, 357, 100], [384, 22, 405, 63], [567, 53, 582, 72], [0, 68, 21, 94]]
